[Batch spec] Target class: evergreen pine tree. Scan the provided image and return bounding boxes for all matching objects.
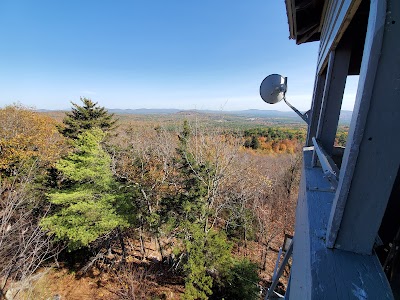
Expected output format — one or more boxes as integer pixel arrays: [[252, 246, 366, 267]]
[[40, 128, 130, 250], [182, 224, 232, 300], [250, 135, 261, 149], [168, 121, 232, 299], [220, 258, 260, 300], [175, 120, 210, 223], [60, 98, 117, 139]]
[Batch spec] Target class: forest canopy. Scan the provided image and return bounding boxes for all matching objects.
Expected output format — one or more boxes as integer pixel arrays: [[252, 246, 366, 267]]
[[0, 101, 331, 299]]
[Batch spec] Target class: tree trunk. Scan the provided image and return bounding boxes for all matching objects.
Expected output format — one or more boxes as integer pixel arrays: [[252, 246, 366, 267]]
[[117, 227, 126, 264], [155, 234, 164, 262], [261, 242, 269, 271], [139, 222, 146, 260]]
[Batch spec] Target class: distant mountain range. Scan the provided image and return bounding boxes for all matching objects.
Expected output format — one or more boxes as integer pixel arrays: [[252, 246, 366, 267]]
[[105, 108, 353, 124], [37, 108, 353, 125]]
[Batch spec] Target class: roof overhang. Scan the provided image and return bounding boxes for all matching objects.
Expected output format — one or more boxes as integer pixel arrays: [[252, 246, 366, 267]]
[[285, 0, 326, 44]]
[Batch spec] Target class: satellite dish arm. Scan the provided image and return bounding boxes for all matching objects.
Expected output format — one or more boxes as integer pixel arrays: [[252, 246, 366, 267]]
[[282, 77, 309, 124], [283, 97, 310, 124], [260, 75, 310, 124]]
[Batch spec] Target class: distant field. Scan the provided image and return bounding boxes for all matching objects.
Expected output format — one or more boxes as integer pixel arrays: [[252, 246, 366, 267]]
[[41, 108, 352, 130], [42, 109, 349, 149]]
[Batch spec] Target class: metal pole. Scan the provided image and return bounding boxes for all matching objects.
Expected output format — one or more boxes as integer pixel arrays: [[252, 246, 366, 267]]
[[283, 98, 309, 124], [272, 247, 283, 279], [265, 241, 293, 300]]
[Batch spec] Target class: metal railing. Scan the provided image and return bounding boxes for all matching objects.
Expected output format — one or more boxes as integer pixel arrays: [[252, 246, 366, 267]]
[[265, 239, 293, 299]]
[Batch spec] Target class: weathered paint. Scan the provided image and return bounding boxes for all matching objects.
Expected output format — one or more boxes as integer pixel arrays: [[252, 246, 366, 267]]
[[327, 0, 400, 254], [317, 0, 362, 74], [284, 0, 296, 40], [312, 137, 339, 189], [287, 161, 312, 300], [266, 241, 293, 299], [306, 74, 326, 147], [288, 150, 394, 299], [313, 46, 351, 163]]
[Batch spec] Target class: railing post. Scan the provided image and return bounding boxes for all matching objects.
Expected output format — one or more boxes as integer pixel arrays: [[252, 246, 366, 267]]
[[265, 241, 293, 300]]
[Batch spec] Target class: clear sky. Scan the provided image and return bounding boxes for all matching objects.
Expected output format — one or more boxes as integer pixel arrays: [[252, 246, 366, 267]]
[[0, 0, 357, 111]]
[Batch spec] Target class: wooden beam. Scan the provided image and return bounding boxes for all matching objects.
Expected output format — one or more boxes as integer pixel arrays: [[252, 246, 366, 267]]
[[312, 45, 351, 165], [288, 150, 393, 299], [317, 0, 362, 74], [306, 73, 326, 146], [312, 137, 339, 189], [326, 0, 400, 254], [285, 0, 296, 40]]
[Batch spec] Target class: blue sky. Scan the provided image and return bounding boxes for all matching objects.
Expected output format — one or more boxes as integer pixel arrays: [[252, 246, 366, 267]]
[[0, 1, 357, 111]]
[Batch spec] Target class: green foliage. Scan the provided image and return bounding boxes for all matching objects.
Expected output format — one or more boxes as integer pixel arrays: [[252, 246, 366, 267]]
[[243, 127, 305, 153], [1, 108, 301, 297], [182, 225, 232, 300], [335, 127, 349, 147], [225, 207, 256, 242], [60, 98, 117, 139], [218, 258, 260, 300], [164, 120, 212, 225], [40, 128, 131, 250], [244, 135, 261, 150], [244, 127, 305, 142], [167, 121, 237, 300]]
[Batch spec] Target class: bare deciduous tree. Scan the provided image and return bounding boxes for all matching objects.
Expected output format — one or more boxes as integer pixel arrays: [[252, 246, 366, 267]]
[[0, 166, 57, 299]]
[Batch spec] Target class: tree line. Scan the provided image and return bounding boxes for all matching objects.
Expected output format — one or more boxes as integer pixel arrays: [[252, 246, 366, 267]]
[[242, 127, 305, 152], [0, 99, 300, 299]]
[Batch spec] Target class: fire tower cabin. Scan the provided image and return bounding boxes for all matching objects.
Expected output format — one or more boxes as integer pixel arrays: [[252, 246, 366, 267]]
[[264, 0, 400, 299]]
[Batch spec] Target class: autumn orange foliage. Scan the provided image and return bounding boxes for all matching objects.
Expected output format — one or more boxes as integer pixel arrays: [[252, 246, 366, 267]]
[[0, 104, 66, 174]]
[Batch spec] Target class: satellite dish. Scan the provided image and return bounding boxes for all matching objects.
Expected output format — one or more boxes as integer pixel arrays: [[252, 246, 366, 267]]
[[259, 74, 310, 124], [260, 74, 287, 104]]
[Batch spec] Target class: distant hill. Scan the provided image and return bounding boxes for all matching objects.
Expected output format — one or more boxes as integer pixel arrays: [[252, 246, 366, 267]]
[[337, 110, 352, 125], [108, 108, 181, 115], [38, 108, 353, 125]]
